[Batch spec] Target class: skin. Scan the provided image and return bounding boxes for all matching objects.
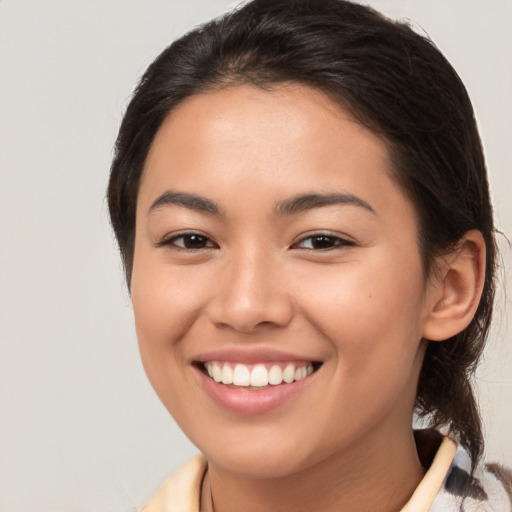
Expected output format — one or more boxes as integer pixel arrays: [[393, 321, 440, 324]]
[[131, 84, 478, 511]]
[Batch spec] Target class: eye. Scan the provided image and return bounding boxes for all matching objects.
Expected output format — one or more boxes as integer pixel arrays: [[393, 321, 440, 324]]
[[292, 234, 354, 250], [158, 233, 217, 250]]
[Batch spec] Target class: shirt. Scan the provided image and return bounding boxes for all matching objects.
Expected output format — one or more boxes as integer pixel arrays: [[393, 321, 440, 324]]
[[143, 432, 511, 512]]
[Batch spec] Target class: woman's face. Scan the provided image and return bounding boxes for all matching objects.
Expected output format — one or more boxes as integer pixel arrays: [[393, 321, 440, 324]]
[[132, 84, 438, 478]]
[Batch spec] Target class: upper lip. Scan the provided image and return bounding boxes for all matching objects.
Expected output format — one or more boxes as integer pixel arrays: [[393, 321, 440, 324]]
[[192, 347, 321, 364]]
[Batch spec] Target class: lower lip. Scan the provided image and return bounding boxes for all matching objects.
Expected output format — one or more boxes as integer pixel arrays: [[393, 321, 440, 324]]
[[195, 367, 313, 414]]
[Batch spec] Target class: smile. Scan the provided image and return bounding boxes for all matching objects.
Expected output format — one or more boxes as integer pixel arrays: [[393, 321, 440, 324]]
[[196, 359, 322, 414], [203, 361, 316, 388]]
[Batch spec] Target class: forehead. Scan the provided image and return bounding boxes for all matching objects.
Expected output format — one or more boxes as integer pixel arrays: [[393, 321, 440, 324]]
[[147, 83, 382, 152], [138, 83, 413, 224]]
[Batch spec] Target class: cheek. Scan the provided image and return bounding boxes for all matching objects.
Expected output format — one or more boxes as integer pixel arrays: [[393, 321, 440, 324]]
[[297, 254, 427, 380], [132, 249, 209, 338], [130, 250, 207, 393], [300, 255, 424, 328], [302, 266, 426, 440]]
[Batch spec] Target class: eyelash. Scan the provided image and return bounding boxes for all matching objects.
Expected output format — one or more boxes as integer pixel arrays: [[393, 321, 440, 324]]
[[291, 233, 355, 251], [157, 232, 354, 251], [157, 233, 218, 250]]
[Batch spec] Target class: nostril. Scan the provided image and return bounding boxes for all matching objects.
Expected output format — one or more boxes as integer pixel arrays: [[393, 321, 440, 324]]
[[207, 300, 294, 333], [205, 267, 294, 333]]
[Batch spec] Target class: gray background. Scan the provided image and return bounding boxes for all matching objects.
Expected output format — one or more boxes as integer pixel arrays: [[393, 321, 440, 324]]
[[0, 1, 510, 511]]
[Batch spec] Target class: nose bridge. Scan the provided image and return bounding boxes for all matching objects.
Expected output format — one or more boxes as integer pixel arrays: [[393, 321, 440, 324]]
[[208, 243, 293, 332]]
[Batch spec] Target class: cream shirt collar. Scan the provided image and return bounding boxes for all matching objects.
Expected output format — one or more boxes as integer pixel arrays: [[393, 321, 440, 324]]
[[143, 438, 457, 512], [143, 454, 207, 512]]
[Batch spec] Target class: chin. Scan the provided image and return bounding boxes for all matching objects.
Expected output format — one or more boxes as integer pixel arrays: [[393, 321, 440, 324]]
[[189, 423, 322, 479], [207, 446, 316, 479]]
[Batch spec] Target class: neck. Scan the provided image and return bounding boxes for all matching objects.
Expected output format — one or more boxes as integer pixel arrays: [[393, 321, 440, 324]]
[[202, 426, 424, 512]]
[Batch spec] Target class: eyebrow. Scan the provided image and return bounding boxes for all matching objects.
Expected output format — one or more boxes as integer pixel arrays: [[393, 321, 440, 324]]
[[274, 192, 376, 216], [149, 191, 223, 216], [148, 190, 376, 218]]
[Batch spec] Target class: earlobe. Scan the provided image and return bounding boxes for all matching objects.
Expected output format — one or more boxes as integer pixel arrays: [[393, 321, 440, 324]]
[[422, 230, 486, 342]]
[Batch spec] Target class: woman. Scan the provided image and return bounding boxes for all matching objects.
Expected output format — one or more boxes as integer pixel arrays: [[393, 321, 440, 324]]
[[107, 0, 511, 510]]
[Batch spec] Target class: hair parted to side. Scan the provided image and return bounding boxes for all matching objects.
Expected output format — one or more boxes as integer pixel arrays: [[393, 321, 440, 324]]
[[108, 0, 497, 466]]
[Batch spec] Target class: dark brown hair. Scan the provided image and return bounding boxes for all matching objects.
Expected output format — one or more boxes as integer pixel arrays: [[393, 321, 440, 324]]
[[108, 0, 497, 465]]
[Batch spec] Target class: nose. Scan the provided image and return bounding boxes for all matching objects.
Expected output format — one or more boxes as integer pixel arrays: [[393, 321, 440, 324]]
[[206, 250, 294, 333]]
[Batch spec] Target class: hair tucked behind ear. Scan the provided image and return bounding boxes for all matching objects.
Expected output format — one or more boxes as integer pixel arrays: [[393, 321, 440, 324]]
[[107, 0, 497, 466]]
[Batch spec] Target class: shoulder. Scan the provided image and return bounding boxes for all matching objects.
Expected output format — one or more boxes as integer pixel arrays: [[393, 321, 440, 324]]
[[142, 454, 207, 512], [431, 438, 512, 512], [485, 463, 512, 503]]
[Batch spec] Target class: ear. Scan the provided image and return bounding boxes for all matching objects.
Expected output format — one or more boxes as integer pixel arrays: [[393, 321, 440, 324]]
[[422, 230, 486, 342]]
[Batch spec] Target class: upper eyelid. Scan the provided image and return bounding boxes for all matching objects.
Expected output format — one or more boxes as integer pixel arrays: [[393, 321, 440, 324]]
[[155, 231, 217, 248], [154, 230, 354, 248], [292, 231, 355, 245]]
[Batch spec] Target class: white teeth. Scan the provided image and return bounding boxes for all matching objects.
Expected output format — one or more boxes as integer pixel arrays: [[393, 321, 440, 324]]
[[268, 365, 283, 385], [204, 361, 315, 388], [221, 364, 233, 385], [250, 365, 269, 387], [283, 364, 295, 383], [233, 364, 251, 386], [212, 362, 222, 383]]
